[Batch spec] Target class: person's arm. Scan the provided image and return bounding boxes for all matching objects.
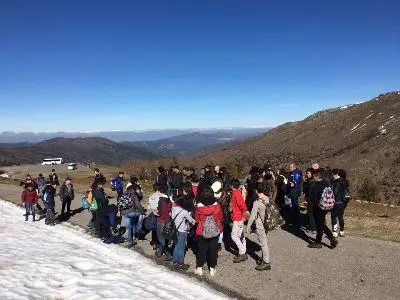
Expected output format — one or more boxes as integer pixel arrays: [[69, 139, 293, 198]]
[[184, 210, 196, 225], [238, 193, 249, 218], [247, 201, 258, 233], [33, 192, 38, 205], [21, 191, 25, 204]]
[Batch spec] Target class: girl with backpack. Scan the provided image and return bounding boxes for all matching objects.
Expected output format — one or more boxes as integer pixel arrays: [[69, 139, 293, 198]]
[[194, 186, 223, 277], [171, 196, 196, 270], [308, 171, 338, 249], [246, 183, 271, 271]]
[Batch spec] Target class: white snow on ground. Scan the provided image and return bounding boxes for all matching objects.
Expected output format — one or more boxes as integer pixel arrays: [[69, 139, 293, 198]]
[[364, 113, 374, 120], [0, 200, 229, 300], [339, 105, 348, 110], [350, 123, 360, 132]]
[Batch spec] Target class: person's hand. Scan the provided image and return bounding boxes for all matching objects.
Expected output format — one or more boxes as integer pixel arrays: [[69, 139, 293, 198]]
[[290, 182, 294, 187]]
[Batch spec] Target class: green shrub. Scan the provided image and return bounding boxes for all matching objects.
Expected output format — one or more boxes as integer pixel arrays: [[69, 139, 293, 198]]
[[359, 179, 379, 202]]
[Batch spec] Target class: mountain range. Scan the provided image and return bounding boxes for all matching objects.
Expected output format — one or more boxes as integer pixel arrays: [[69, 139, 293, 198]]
[[0, 127, 269, 143]]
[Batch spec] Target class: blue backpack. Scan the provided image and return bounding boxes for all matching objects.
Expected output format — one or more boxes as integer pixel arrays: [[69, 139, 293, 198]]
[[81, 196, 91, 210]]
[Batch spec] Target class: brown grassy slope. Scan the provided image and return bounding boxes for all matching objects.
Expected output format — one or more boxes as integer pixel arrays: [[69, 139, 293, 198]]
[[196, 92, 400, 203]]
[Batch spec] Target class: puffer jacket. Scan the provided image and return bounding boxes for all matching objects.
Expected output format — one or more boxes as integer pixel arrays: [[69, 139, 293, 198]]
[[195, 197, 223, 237]]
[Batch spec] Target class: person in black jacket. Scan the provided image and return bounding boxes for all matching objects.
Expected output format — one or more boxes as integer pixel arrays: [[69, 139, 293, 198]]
[[93, 168, 106, 186], [42, 181, 57, 225], [331, 169, 349, 237], [303, 168, 316, 233], [246, 166, 260, 212], [308, 171, 338, 249], [93, 182, 111, 239], [59, 177, 75, 218], [156, 166, 168, 188], [49, 169, 60, 186], [170, 166, 184, 197]]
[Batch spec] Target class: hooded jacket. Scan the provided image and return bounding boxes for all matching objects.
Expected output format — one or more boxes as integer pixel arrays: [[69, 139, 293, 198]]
[[287, 169, 302, 197], [92, 187, 109, 210], [60, 183, 75, 201], [231, 189, 248, 222], [42, 184, 56, 207], [309, 179, 329, 208], [21, 189, 38, 205], [157, 195, 172, 224], [332, 177, 349, 205], [194, 197, 223, 237]]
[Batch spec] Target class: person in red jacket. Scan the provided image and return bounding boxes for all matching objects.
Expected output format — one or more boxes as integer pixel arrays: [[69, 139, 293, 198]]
[[194, 186, 223, 277], [231, 179, 250, 263], [21, 183, 38, 222], [154, 185, 172, 260]]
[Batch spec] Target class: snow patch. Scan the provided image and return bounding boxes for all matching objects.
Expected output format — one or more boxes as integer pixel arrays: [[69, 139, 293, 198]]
[[0, 200, 229, 300], [340, 105, 348, 110], [364, 113, 374, 120]]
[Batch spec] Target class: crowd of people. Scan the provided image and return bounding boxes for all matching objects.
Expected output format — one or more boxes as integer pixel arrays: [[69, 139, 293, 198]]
[[19, 162, 351, 276]]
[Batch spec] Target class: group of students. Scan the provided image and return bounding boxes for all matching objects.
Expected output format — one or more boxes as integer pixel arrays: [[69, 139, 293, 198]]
[[20, 169, 75, 225], [20, 161, 351, 277]]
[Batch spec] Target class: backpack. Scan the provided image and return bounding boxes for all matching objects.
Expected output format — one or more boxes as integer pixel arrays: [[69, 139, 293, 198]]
[[344, 190, 352, 203], [319, 186, 335, 210], [202, 215, 220, 239], [117, 193, 134, 211], [258, 199, 284, 232], [81, 196, 91, 210], [42, 189, 51, 204], [90, 197, 98, 211], [162, 210, 183, 240], [87, 191, 93, 205]]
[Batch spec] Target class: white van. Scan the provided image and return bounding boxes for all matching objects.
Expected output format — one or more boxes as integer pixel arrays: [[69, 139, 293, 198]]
[[41, 158, 64, 165]]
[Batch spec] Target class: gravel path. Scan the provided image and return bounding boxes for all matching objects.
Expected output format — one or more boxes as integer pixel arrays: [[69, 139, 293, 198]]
[[1, 183, 399, 300]]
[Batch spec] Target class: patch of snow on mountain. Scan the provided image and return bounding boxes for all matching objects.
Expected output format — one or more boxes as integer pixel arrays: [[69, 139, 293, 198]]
[[0, 200, 229, 300]]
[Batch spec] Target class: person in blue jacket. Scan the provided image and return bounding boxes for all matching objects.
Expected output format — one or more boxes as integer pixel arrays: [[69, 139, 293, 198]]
[[111, 171, 125, 197], [286, 163, 302, 226]]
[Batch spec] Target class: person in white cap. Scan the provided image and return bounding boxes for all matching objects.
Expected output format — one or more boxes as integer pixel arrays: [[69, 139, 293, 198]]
[[211, 181, 224, 251]]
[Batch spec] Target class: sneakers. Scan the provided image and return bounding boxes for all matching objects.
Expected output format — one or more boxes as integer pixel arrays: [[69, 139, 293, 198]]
[[333, 231, 338, 238], [194, 267, 203, 276], [339, 231, 345, 237], [330, 238, 339, 249], [209, 268, 216, 277], [233, 254, 248, 263], [308, 242, 322, 249], [255, 262, 271, 271]]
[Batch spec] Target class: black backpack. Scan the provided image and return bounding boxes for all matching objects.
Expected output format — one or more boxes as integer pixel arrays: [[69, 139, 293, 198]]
[[162, 210, 184, 240], [117, 193, 134, 211]]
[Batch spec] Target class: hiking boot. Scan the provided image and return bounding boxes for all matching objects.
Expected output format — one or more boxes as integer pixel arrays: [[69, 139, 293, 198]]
[[333, 231, 338, 238], [162, 254, 172, 262], [255, 262, 271, 271], [233, 254, 248, 263], [209, 268, 216, 277], [194, 267, 203, 276], [339, 231, 345, 237], [330, 238, 338, 249], [308, 242, 322, 249], [256, 259, 263, 266]]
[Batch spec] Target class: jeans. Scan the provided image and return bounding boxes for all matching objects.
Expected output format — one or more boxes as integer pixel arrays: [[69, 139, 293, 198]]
[[173, 231, 188, 264], [137, 214, 144, 234], [117, 189, 123, 198], [331, 203, 347, 232], [123, 211, 141, 245], [313, 206, 334, 243], [231, 221, 246, 255], [25, 203, 35, 220], [196, 236, 219, 268], [61, 198, 72, 215]]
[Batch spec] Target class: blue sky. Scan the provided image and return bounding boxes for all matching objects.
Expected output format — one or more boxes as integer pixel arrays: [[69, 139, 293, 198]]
[[0, 0, 399, 132]]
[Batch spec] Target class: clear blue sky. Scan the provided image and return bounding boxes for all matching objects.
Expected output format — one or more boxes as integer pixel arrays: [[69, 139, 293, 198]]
[[0, 0, 399, 132]]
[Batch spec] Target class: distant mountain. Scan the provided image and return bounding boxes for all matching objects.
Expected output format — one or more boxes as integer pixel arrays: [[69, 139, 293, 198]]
[[0, 137, 157, 166], [122, 128, 269, 157], [196, 92, 400, 203], [0, 127, 270, 143]]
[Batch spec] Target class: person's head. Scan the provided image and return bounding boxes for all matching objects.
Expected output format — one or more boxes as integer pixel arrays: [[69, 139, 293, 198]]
[[338, 169, 347, 179], [214, 165, 220, 173], [174, 196, 185, 208], [173, 166, 180, 173], [202, 186, 215, 199], [231, 179, 241, 190], [51, 169, 55, 174], [204, 165, 211, 172], [257, 176, 264, 183], [96, 181, 104, 188], [157, 166, 165, 174], [158, 184, 167, 195], [311, 162, 319, 170], [249, 166, 259, 175], [220, 167, 227, 174], [26, 175, 32, 182], [289, 163, 297, 172], [256, 182, 266, 195], [26, 183, 34, 191], [200, 168, 205, 175], [94, 168, 100, 175], [183, 181, 194, 197], [278, 168, 287, 177], [153, 183, 159, 192], [50, 181, 57, 188], [65, 176, 72, 185], [130, 176, 139, 184], [211, 181, 223, 198], [118, 171, 124, 178], [313, 171, 323, 181], [332, 169, 341, 180], [38, 173, 43, 178], [305, 168, 315, 179]]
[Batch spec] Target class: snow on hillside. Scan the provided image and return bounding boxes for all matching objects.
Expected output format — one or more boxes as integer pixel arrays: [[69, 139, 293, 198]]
[[0, 200, 229, 300]]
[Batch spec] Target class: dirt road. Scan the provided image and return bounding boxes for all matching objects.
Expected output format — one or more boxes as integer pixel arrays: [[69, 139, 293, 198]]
[[1, 183, 400, 300]]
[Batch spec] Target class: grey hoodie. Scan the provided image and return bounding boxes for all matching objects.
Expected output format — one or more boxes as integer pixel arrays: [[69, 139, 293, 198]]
[[171, 205, 195, 233]]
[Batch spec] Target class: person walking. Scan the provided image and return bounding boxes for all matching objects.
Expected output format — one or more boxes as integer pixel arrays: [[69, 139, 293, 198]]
[[246, 183, 272, 271], [286, 163, 302, 226], [21, 183, 38, 222], [231, 179, 250, 263], [303, 168, 316, 233], [59, 177, 75, 218], [331, 169, 349, 237], [155, 185, 172, 260], [42, 181, 57, 225], [111, 172, 125, 198]]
